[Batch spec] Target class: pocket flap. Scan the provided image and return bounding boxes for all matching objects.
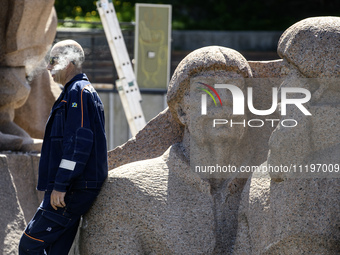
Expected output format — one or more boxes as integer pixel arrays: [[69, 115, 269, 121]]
[[42, 210, 71, 227]]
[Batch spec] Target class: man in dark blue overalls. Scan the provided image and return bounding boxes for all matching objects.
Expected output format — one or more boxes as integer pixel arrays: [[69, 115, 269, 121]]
[[19, 39, 108, 254]]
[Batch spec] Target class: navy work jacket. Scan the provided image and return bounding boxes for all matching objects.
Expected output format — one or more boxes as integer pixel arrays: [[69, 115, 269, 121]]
[[37, 73, 108, 192]]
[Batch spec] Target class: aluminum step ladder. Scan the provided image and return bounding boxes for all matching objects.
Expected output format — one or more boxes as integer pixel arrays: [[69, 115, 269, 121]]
[[97, 0, 146, 136]]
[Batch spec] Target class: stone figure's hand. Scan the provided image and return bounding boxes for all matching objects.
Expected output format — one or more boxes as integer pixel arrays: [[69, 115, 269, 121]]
[[51, 190, 66, 210]]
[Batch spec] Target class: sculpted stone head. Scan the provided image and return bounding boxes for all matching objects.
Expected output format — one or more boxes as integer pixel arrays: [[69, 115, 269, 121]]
[[233, 18, 340, 255], [167, 46, 252, 125], [277, 16, 340, 105], [167, 46, 254, 174], [278, 16, 340, 79], [269, 16, 340, 174]]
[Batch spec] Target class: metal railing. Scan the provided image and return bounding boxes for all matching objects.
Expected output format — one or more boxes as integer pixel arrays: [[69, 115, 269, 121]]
[[57, 19, 135, 30]]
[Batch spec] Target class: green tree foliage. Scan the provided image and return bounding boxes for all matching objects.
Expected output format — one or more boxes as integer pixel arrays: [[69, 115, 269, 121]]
[[54, 0, 340, 30]]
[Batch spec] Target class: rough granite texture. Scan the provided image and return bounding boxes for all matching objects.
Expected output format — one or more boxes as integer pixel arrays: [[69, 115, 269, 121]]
[[2, 15, 339, 255], [107, 107, 184, 170], [81, 46, 279, 254], [81, 145, 216, 254], [0, 0, 58, 151], [248, 59, 284, 78], [6, 153, 43, 223], [234, 16, 340, 254], [14, 61, 62, 139], [0, 1, 57, 252], [107, 49, 283, 172], [81, 17, 339, 255], [0, 155, 26, 255], [234, 170, 340, 255]]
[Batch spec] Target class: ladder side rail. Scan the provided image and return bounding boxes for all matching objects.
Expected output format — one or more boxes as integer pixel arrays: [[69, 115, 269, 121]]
[[97, 1, 125, 79], [97, 0, 146, 136]]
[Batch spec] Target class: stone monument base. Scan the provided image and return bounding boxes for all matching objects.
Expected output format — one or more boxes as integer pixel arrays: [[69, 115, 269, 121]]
[[0, 152, 43, 254]]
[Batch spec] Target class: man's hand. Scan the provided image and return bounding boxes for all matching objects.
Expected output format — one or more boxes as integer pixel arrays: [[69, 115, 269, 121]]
[[50, 190, 66, 210]]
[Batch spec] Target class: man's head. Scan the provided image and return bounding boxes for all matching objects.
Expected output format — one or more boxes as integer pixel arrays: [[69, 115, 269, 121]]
[[47, 39, 85, 85]]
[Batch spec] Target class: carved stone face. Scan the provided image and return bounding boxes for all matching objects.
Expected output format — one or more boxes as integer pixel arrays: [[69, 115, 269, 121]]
[[167, 46, 252, 128], [183, 70, 248, 146], [269, 50, 340, 169], [178, 70, 250, 178], [268, 61, 313, 166], [267, 17, 340, 169]]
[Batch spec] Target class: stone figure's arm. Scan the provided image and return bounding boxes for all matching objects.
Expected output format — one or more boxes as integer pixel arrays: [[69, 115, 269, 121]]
[[107, 107, 184, 170]]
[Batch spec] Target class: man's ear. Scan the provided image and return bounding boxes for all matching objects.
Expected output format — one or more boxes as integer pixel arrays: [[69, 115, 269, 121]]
[[66, 61, 73, 69]]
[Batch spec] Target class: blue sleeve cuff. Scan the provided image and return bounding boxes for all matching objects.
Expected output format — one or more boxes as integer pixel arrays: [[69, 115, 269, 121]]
[[53, 182, 69, 192]]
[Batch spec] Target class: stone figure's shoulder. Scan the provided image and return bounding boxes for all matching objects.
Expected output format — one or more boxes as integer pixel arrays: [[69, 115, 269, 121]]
[[98, 149, 171, 201], [108, 151, 169, 180]]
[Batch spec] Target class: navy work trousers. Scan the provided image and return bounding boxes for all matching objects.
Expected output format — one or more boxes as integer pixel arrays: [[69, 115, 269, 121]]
[[19, 189, 99, 255]]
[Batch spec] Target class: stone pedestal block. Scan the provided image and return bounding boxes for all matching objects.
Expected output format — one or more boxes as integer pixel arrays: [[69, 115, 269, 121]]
[[0, 155, 26, 255]]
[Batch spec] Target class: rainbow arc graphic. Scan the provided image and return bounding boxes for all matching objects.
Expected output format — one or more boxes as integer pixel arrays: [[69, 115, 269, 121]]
[[197, 82, 223, 106]]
